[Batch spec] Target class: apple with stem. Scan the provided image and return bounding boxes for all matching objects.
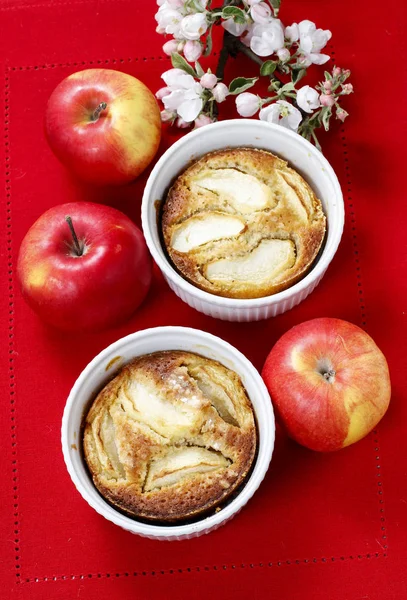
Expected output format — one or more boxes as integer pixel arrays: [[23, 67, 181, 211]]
[[45, 69, 161, 185], [262, 318, 391, 451], [17, 202, 152, 331]]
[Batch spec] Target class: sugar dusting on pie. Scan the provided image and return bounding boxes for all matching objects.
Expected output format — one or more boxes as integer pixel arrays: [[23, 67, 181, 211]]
[[83, 351, 257, 522]]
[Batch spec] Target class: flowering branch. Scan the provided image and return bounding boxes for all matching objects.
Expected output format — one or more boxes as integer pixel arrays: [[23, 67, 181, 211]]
[[154, 0, 353, 149]]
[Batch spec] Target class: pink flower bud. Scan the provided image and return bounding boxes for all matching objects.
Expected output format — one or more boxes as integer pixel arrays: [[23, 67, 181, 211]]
[[319, 94, 335, 107], [336, 108, 349, 122], [162, 39, 179, 56], [342, 69, 351, 79], [200, 73, 217, 90], [161, 110, 175, 123], [342, 83, 353, 94], [277, 48, 290, 62], [212, 82, 229, 103], [156, 86, 171, 100], [183, 40, 202, 63], [324, 80, 332, 91], [236, 92, 259, 117], [250, 2, 271, 24], [156, 25, 165, 35], [194, 114, 214, 128], [332, 67, 342, 77], [176, 117, 190, 129]]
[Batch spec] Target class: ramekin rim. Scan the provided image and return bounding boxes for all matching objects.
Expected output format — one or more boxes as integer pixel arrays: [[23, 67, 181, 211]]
[[141, 119, 344, 308], [61, 326, 275, 538]]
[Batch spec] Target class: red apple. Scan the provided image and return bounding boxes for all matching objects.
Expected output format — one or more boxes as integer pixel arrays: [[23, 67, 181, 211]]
[[45, 69, 161, 185], [262, 318, 391, 451], [17, 202, 152, 331]]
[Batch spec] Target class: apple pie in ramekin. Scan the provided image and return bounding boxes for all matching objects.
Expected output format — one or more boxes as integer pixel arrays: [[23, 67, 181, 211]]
[[162, 148, 326, 300], [83, 350, 257, 522]]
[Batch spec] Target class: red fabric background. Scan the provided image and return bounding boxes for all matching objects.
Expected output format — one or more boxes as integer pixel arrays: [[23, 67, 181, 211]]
[[0, 0, 406, 598]]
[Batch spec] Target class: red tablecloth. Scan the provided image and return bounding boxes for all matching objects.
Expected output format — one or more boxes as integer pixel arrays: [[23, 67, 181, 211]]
[[1, 0, 406, 598]]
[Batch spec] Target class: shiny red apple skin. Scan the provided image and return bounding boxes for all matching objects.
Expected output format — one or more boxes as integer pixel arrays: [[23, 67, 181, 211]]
[[17, 202, 152, 331], [262, 318, 391, 452], [45, 69, 161, 185]]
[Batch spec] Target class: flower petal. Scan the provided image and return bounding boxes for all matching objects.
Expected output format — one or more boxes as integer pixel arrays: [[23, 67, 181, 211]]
[[162, 68, 196, 88], [162, 89, 185, 111], [308, 52, 330, 65], [177, 97, 203, 122]]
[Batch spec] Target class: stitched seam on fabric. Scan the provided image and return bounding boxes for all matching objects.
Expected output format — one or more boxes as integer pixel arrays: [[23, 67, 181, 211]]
[[371, 429, 388, 553], [332, 41, 389, 557], [18, 553, 387, 583], [6, 57, 388, 582], [340, 127, 367, 328], [0, 0, 129, 12], [5, 68, 21, 584], [8, 57, 170, 70]]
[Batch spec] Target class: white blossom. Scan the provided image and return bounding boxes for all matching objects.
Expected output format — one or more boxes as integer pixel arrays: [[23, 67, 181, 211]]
[[298, 20, 331, 65], [285, 23, 299, 42], [259, 101, 302, 131], [236, 92, 260, 117], [155, 3, 183, 37], [180, 13, 208, 40], [161, 68, 203, 122], [250, 20, 285, 57], [296, 85, 320, 113], [183, 40, 202, 62], [250, 2, 272, 24], [212, 83, 229, 103]]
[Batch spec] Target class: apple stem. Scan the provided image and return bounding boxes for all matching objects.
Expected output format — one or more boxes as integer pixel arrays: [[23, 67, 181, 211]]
[[65, 216, 83, 256], [91, 102, 107, 122]]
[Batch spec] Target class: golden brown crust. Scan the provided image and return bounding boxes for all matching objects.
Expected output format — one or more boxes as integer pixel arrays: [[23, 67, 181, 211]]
[[161, 148, 326, 299], [83, 351, 257, 522]]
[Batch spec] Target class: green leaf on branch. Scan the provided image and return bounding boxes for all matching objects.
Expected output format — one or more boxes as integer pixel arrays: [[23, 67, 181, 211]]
[[222, 6, 247, 24], [195, 61, 204, 78], [268, 0, 281, 17], [171, 53, 197, 77], [321, 107, 332, 131], [279, 82, 296, 94], [324, 70, 332, 81], [203, 31, 212, 57], [292, 67, 306, 84], [228, 76, 258, 95], [260, 60, 277, 76]]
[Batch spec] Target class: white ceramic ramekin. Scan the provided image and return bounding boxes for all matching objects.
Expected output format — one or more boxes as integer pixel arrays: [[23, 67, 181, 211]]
[[142, 119, 344, 322], [61, 326, 274, 541]]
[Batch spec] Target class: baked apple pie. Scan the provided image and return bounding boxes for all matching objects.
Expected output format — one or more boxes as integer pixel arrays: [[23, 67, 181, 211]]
[[83, 351, 257, 522], [161, 148, 326, 299]]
